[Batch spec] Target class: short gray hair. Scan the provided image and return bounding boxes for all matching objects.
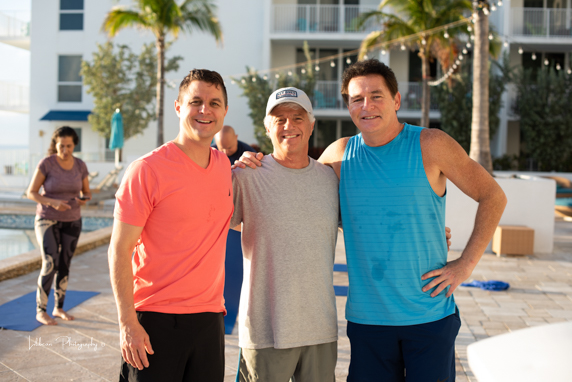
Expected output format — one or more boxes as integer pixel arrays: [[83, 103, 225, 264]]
[[263, 102, 315, 129]]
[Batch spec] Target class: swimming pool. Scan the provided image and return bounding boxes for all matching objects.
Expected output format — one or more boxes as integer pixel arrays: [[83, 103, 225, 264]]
[[0, 215, 114, 261]]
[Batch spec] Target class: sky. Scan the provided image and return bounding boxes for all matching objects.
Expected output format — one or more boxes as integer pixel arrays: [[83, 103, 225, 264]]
[[0, 0, 31, 147]]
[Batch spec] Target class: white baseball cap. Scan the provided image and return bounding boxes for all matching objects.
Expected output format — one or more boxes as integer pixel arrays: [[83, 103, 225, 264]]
[[266, 87, 314, 117]]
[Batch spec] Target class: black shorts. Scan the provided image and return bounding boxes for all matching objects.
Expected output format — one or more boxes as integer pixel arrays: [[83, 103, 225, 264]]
[[120, 311, 225, 382]]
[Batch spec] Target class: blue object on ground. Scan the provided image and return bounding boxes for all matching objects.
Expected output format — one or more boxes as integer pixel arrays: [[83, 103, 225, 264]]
[[224, 229, 243, 334], [333, 263, 348, 272], [0, 290, 100, 331], [461, 280, 510, 291], [555, 197, 572, 207], [334, 285, 348, 296]]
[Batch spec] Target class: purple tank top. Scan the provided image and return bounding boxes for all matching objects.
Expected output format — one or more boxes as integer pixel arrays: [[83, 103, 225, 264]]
[[36, 155, 88, 222]]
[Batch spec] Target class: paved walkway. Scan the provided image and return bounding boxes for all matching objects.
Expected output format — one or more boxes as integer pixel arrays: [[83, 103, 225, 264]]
[[0, 220, 571, 381]]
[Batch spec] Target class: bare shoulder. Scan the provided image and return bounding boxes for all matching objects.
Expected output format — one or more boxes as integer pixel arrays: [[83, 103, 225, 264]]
[[318, 137, 351, 165], [420, 128, 468, 163], [318, 137, 351, 179]]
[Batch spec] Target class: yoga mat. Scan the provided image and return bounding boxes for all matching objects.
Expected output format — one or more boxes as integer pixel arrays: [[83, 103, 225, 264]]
[[334, 286, 348, 296], [0, 290, 100, 331], [334, 263, 348, 272], [224, 229, 243, 334]]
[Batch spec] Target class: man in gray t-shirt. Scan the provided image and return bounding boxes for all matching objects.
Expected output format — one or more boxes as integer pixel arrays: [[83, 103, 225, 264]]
[[230, 87, 339, 382]]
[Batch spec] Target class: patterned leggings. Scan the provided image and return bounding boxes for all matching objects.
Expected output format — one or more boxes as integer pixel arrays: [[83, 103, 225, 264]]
[[35, 218, 82, 313]]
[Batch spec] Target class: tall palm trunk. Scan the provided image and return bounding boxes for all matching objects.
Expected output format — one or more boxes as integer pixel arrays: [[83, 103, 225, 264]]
[[469, 4, 493, 174], [420, 51, 430, 128], [156, 36, 165, 147]]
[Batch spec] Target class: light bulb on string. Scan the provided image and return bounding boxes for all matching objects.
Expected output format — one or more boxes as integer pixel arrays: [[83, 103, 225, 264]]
[[503, 40, 508, 47], [400, 43, 406, 51], [489, 33, 493, 40], [491, 4, 497, 11], [444, 29, 449, 39], [231, 80, 235, 85], [364, 55, 369, 60], [462, 48, 468, 54], [470, 34, 475, 40], [483, 7, 489, 15], [453, 64, 457, 69], [381, 49, 387, 55], [459, 54, 463, 60], [275, 74, 279, 79], [241, 79, 245, 84], [288, 71, 292, 76], [518, 46, 523, 54], [315, 65, 320, 71], [531, 53, 536, 60], [544, 59, 549, 66], [467, 25, 472, 32], [346, 57, 351, 64], [421, 37, 426, 45], [263, 75, 268, 80], [498, 1, 503, 6], [556, 63, 561, 70], [567, 68, 571, 74], [301, 68, 306, 74], [252, 77, 256, 82], [330, 61, 335, 67], [466, 42, 472, 48]]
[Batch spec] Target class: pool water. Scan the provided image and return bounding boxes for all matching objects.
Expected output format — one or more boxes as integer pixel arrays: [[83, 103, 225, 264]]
[[0, 228, 36, 261]]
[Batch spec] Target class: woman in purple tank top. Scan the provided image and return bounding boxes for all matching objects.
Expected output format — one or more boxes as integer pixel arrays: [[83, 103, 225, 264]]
[[26, 126, 91, 325]]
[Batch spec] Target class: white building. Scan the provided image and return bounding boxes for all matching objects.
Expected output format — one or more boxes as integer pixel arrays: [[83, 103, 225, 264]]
[[19, 0, 572, 179]]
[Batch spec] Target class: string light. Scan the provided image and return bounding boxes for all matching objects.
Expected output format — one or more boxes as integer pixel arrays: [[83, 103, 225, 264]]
[[556, 63, 561, 70], [275, 74, 279, 78], [301, 68, 306, 74], [231, 80, 235, 84], [364, 55, 369, 59], [330, 61, 336, 67], [459, 54, 463, 60], [444, 29, 449, 39], [462, 48, 468, 54], [470, 34, 475, 40], [518, 46, 523, 54], [252, 77, 256, 82], [567, 68, 571, 74], [498, 1, 503, 6], [241, 79, 245, 84], [421, 37, 427, 45], [287, 71, 292, 76], [483, 7, 489, 15], [544, 59, 549, 66], [489, 33, 493, 40], [263, 75, 268, 80], [531, 53, 536, 60], [400, 43, 406, 50], [381, 49, 387, 55], [466, 42, 471, 48], [315, 65, 320, 71], [467, 25, 472, 32], [491, 4, 496, 11], [503, 40, 508, 47], [346, 58, 351, 64]]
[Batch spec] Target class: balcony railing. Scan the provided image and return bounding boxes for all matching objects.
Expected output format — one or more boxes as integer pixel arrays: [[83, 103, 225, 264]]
[[272, 4, 379, 34], [511, 7, 572, 38], [0, 81, 29, 112], [311, 81, 439, 112], [0, 11, 30, 38]]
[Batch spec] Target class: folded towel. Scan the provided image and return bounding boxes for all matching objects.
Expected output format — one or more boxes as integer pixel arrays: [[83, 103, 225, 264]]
[[461, 280, 510, 291]]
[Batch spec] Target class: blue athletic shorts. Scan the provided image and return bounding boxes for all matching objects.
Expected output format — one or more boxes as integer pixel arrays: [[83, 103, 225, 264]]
[[347, 308, 461, 382]]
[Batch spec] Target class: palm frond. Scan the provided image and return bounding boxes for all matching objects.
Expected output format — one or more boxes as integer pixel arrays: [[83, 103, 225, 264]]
[[179, 0, 223, 44], [102, 8, 148, 36], [359, 31, 384, 59]]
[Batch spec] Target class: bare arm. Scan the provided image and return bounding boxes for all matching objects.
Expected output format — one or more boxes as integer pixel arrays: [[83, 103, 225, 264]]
[[420, 129, 507, 297], [317, 137, 350, 179], [108, 220, 153, 370], [75, 176, 92, 206], [26, 168, 71, 211]]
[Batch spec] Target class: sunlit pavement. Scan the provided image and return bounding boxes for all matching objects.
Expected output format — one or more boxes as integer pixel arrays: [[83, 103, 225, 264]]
[[0, 220, 571, 381]]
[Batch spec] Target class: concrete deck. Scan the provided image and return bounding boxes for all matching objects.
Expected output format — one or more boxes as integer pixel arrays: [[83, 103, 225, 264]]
[[0, 220, 571, 381]]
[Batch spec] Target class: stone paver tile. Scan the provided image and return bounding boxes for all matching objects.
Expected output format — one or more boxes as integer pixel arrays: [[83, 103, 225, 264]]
[[0, 370, 28, 381], [480, 307, 526, 316], [75, 354, 120, 381], [545, 317, 568, 324], [524, 309, 551, 318], [485, 315, 525, 323], [481, 321, 506, 330], [17, 361, 105, 382], [522, 317, 548, 326], [484, 329, 509, 337], [547, 310, 572, 319], [526, 301, 565, 310], [504, 322, 529, 331]]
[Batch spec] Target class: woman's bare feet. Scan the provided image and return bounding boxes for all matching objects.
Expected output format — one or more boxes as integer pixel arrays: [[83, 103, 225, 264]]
[[52, 308, 74, 321], [36, 311, 57, 325]]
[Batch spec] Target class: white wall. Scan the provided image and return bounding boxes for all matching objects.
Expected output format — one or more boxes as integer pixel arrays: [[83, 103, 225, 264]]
[[29, 0, 266, 173], [446, 176, 556, 254]]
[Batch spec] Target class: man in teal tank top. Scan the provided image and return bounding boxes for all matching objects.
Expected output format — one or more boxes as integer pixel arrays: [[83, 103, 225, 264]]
[[318, 60, 507, 381]]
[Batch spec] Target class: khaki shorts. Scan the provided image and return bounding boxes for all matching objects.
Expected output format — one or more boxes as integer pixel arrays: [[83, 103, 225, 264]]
[[238, 341, 337, 382]]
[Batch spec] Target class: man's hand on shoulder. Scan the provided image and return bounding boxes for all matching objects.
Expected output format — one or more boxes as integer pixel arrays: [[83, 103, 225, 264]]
[[120, 318, 154, 370], [232, 152, 263, 170]]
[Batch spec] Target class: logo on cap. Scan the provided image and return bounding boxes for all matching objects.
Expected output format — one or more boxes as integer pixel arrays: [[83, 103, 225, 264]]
[[276, 90, 298, 99]]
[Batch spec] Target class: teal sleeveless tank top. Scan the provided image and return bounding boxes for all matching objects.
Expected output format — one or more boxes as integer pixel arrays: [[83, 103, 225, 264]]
[[340, 123, 455, 326]]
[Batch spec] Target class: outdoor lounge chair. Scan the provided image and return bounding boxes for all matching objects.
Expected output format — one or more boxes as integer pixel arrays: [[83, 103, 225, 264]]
[[87, 166, 123, 205]]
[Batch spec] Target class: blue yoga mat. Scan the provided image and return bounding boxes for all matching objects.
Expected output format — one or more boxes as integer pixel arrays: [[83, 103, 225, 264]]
[[334, 263, 348, 272], [223, 229, 243, 335], [334, 285, 348, 296], [0, 290, 100, 331]]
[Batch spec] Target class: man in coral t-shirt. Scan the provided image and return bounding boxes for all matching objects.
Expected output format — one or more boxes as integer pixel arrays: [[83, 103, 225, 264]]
[[108, 69, 234, 382]]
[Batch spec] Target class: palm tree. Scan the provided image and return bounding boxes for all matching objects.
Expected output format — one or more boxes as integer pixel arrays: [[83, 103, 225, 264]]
[[102, 0, 222, 147], [469, 1, 493, 173], [358, 0, 471, 128]]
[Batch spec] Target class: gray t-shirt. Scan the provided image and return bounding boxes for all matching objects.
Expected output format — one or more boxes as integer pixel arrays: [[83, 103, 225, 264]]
[[231, 155, 339, 349]]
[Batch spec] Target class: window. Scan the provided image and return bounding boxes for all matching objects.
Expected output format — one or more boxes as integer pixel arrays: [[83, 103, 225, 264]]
[[60, 0, 84, 31], [58, 55, 82, 102], [72, 128, 82, 152]]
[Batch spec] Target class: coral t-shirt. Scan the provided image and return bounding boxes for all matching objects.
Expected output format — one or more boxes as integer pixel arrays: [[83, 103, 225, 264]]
[[114, 142, 233, 314]]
